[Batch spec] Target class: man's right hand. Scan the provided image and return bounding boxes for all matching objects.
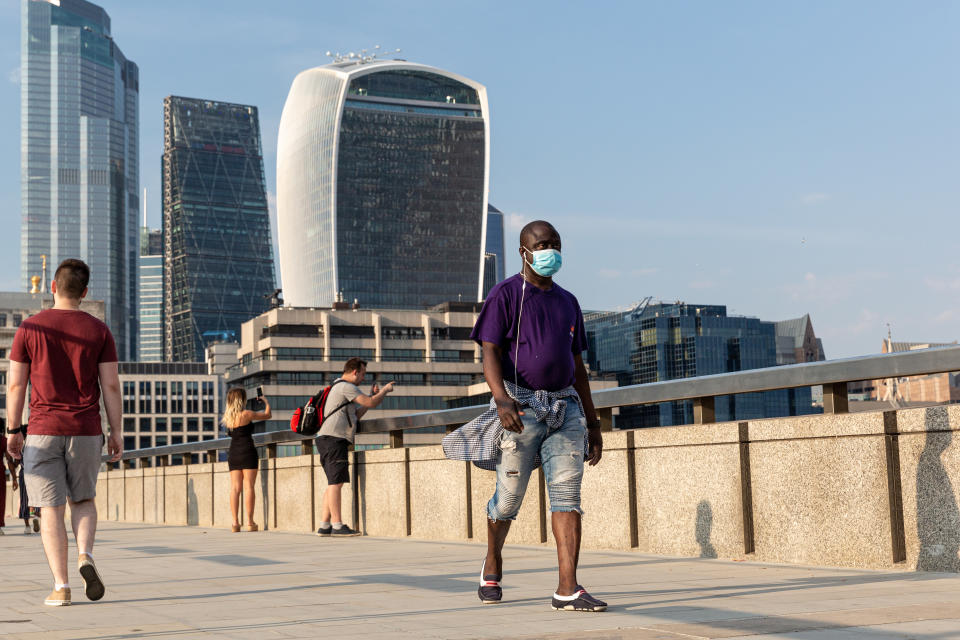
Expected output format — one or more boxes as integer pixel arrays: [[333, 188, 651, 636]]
[[7, 432, 24, 460], [495, 396, 525, 433], [381, 381, 396, 394]]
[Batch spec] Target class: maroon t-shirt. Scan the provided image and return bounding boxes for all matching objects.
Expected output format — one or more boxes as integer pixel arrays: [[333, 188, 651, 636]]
[[9, 309, 118, 437]]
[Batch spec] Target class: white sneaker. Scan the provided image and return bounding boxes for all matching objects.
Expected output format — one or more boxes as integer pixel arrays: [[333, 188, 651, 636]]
[[0, 528, 5, 536], [24, 525, 32, 535]]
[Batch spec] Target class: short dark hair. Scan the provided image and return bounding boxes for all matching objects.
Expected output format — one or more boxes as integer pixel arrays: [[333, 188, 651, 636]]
[[54, 259, 90, 299], [343, 357, 367, 374]]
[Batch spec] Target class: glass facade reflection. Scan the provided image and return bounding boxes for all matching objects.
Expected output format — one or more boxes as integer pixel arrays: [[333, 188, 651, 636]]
[[277, 61, 489, 309], [20, 0, 139, 359], [138, 228, 163, 361], [483, 204, 506, 298], [163, 96, 276, 361], [585, 303, 819, 428]]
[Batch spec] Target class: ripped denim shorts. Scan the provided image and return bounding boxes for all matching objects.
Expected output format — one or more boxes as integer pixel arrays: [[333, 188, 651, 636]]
[[486, 398, 586, 521]]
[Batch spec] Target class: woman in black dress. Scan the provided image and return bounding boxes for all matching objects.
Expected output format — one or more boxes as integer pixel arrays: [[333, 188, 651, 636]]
[[223, 388, 271, 532]]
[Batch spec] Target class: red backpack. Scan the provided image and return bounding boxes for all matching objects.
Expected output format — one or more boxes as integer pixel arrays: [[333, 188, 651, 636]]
[[290, 380, 351, 436]]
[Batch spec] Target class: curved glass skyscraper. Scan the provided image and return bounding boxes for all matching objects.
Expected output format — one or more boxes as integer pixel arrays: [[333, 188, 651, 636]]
[[277, 60, 489, 309]]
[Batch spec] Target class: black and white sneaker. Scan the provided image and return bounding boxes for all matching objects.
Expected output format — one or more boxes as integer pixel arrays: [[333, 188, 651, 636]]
[[477, 559, 502, 604], [316, 525, 332, 537], [551, 586, 607, 612], [331, 524, 361, 537]]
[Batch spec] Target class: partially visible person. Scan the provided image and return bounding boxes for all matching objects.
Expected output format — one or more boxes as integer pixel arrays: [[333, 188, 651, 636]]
[[223, 387, 271, 532], [11, 424, 41, 535], [6, 258, 123, 606], [1, 420, 7, 536], [315, 357, 394, 537]]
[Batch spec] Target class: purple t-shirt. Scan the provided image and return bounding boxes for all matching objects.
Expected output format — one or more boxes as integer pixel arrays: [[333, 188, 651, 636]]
[[471, 274, 587, 392]]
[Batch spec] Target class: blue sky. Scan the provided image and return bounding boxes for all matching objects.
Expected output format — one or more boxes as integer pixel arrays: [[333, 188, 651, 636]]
[[0, 0, 957, 358]]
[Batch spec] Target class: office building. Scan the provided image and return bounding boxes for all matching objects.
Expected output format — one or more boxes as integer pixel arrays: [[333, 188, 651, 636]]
[[119, 361, 221, 465], [163, 96, 276, 362], [585, 302, 818, 427], [20, 0, 139, 360], [224, 303, 488, 446], [483, 204, 506, 298], [872, 339, 960, 405], [0, 292, 105, 421], [277, 58, 489, 309], [139, 228, 163, 361], [775, 314, 826, 365]]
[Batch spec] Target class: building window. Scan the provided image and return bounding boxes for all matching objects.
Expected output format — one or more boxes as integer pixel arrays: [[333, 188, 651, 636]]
[[203, 417, 214, 432], [138, 435, 152, 449], [123, 381, 136, 413], [155, 417, 167, 432], [154, 381, 167, 413], [154, 435, 168, 447], [202, 380, 214, 413], [171, 381, 183, 413], [139, 417, 151, 431], [186, 381, 199, 413], [171, 417, 183, 432], [0, 348, 5, 359], [123, 417, 136, 433], [123, 436, 136, 452], [382, 349, 425, 362], [187, 418, 198, 432], [0, 313, 6, 326], [262, 347, 324, 361], [13, 314, 22, 327], [139, 381, 152, 413], [329, 348, 375, 360]]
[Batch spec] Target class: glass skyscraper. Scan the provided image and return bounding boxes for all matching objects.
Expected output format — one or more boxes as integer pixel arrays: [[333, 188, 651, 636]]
[[139, 228, 162, 362], [20, 0, 139, 359], [482, 204, 506, 299], [585, 302, 818, 428], [277, 60, 489, 309], [162, 96, 276, 362]]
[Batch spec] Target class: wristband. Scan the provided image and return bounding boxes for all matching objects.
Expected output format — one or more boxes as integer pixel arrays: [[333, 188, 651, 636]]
[[6, 428, 21, 435]]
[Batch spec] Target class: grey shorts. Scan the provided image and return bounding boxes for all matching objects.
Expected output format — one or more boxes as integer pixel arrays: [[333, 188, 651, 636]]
[[23, 435, 103, 507]]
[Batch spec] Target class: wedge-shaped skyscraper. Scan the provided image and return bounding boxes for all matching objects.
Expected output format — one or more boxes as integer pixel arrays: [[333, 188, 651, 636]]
[[163, 96, 276, 361], [277, 59, 489, 308]]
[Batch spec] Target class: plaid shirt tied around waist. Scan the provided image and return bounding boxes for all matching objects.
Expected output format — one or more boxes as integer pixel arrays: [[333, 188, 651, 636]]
[[441, 381, 587, 471]]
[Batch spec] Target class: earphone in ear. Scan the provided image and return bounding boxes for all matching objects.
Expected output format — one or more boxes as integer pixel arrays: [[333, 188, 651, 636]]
[[514, 274, 527, 388]]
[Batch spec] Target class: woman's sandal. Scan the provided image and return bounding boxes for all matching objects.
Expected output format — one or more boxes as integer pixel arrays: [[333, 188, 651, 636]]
[[231, 524, 241, 533], [245, 523, 259, 532]]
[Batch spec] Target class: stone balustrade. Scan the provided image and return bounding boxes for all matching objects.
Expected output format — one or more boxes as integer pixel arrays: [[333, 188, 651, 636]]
[[6, 404, 960, 572]]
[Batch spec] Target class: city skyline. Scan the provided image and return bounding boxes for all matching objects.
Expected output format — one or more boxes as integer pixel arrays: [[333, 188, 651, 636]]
[[1, 1, 958, 359]]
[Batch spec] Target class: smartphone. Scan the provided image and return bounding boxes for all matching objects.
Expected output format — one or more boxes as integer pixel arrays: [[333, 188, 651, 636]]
[[256, 386, 263, 398]]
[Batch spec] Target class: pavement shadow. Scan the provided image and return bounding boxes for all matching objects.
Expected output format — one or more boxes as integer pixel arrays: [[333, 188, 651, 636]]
[[695, 499, 717, 559], [916, 406, 960, 572]]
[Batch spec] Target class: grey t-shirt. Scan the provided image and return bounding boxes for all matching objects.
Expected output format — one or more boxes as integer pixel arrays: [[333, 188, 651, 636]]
[[318, 379, 362, 442]]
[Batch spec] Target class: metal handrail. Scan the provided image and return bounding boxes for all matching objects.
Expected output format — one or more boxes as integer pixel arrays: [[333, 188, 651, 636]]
[[107, 345, 960, 463]]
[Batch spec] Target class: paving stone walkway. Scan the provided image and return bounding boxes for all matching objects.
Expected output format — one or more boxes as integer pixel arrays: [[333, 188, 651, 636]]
[[2, 521, 960, 639]]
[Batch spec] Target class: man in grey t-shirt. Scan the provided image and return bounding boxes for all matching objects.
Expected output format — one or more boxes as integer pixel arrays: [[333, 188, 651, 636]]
[[316, 357, 394, 537]]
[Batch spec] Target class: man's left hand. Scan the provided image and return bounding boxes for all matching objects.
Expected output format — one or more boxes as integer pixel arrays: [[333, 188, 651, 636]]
[[586, 426, 603, 466], [7, 432, 24, 460], [371, 383, 380, 395]]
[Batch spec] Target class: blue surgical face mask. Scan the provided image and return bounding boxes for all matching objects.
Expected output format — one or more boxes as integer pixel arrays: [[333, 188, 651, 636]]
[[522, 247, 562, 277]]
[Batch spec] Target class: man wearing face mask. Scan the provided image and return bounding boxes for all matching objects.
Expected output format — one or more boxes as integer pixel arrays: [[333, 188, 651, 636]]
[[443, 220, 606, 612]]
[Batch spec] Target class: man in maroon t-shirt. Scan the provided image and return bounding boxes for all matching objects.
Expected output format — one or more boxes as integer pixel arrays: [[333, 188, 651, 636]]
[[7, 259, 123, 607]]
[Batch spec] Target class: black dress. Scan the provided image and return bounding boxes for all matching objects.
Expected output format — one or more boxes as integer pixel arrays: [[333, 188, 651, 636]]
[[227, 422, 259, 471]]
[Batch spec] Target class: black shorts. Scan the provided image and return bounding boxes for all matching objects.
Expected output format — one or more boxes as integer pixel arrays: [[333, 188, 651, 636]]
[[316, 435, 350, 485]]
